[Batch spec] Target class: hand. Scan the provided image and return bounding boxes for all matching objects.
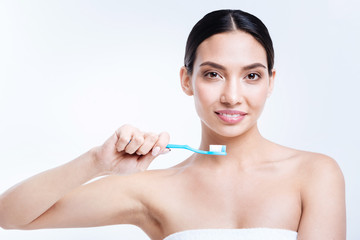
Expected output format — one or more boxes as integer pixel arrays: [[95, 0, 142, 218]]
[[92, 124, 170, 176]]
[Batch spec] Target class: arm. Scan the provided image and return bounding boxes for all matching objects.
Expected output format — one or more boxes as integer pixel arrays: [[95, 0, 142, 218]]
[[0, 125, 169, 230], [15, 174, 148, 230], [0, 149, 99, 229], [297, 154, 346, 239]]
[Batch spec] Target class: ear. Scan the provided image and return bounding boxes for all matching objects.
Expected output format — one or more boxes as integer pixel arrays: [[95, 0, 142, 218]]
[[267, 69, 276, 98], [180, 66, 193, 96]]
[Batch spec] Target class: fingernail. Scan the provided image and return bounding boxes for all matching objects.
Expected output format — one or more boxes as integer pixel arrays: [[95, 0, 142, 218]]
[[152, 146, 161, 156], [161, 148, 171, 155]]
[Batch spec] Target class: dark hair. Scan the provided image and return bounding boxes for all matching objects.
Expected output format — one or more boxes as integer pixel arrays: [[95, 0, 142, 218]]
[[184, 9, 274, 76]]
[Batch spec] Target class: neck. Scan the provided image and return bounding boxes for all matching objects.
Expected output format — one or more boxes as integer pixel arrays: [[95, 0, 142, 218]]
[[193, 122, 270, 168]]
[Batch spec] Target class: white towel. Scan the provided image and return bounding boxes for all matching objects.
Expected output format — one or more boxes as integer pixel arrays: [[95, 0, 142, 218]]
[[163, 228, 297, 240]]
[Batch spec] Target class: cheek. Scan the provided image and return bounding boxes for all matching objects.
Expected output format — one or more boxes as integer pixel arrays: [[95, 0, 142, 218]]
[[193, 81, 220, 113], [196, 85, 213, 104], [245, 83, 269, 109]]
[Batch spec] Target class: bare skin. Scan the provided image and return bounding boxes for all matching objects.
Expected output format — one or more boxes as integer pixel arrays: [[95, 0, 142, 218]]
[[0, 31, 346, 240], [0, 124, 344, 240]]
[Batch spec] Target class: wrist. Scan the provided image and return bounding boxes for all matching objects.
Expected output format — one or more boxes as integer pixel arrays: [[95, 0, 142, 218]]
[[88, 146, 108, 177]]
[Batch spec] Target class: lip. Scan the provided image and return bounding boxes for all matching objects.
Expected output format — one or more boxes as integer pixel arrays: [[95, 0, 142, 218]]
[[215, 110, 247, 124]]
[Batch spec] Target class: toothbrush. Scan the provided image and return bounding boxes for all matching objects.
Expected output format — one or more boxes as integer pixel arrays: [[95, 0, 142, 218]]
[[166, 144, 227, 155]]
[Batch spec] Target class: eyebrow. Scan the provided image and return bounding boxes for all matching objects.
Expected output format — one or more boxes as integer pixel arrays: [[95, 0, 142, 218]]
[[199, 61, 267, 71], [199, 61, 226, 70]]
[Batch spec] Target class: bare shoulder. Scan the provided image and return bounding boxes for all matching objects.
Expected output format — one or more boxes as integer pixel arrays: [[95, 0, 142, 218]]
[[293, 150, 344, 185], [279, 149, 346, 238], [268, 142, 345, 193], [259, 142, 346, 238], [272, 142, 343, 179], [275, 145, 345, 202]]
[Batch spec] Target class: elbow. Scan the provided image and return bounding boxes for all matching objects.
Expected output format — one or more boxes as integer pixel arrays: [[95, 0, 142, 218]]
[[0, 220, 32, 230], [0, 198, 9, 229], [0, 224, 29, 230], [0, 197, 28, 230], [0, 213, 13, 230], [0, 218, 30, 231], [0, 223, 16, 230], [0, 208, 16, 230], [0, 217, 29, 230]]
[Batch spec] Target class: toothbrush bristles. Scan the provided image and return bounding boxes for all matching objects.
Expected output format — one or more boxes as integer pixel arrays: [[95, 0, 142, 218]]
[[209, 145, 226, 152]]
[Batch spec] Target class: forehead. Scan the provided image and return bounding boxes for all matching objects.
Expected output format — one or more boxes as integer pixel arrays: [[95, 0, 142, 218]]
[[195, 31, 267, 68]]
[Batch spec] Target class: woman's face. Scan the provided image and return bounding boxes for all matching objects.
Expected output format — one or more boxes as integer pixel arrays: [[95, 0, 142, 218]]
[[181, 30, 275, 138]]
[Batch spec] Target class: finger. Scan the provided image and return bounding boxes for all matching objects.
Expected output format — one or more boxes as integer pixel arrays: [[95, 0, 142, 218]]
[[136, 132, 159, 155], [160, 148, 171, 155], [152, 131, 170, 156], [125, 131, 145, 154], [137, 153, 157, 171], [115, 124, 137, 152]]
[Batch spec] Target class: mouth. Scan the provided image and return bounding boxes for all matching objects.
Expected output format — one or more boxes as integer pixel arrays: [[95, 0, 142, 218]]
[[215, 110, 247, 124]]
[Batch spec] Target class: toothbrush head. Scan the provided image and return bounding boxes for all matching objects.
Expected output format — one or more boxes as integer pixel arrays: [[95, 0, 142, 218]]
[[165, 144, 226, 155], [209, 145, 227, 155]]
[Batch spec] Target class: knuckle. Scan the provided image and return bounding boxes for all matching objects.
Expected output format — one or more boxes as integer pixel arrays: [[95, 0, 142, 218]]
[[118, 124, 127, 132], [146, 133, 158, 143], [161, 131, 170, 137], [119, 124, 137, 132], [119, 135, 130, 144], [121, 123, 132, 128], [133, 136, 144, 145], [159, 131, 170, 142]]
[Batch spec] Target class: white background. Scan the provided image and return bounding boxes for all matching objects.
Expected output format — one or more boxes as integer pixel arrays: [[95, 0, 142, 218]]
[[0, 0, 359, 239]]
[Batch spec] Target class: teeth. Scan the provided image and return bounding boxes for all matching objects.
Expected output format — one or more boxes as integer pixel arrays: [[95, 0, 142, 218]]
[[219, 113, 241, 117]]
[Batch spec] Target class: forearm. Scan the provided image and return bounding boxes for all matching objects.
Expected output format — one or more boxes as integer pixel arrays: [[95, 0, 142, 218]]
[[0, 148, 101, 229]]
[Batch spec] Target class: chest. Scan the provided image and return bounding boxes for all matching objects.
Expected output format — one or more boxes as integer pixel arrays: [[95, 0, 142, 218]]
[[149, 170, 301, 234]]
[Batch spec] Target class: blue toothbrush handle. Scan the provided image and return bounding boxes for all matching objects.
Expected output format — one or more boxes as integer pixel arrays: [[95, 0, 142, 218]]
[[166, 144, 202, 153], [166, 144, 188, 149], [166, 144, 226, 155]]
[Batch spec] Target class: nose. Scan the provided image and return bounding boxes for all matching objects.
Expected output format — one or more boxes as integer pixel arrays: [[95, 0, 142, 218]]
[[220, 78, 243, 106]]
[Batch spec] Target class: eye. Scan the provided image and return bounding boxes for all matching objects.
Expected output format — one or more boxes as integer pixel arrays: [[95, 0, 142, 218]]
[[245, 73, 260, 81], [204, 71, 222, 79]]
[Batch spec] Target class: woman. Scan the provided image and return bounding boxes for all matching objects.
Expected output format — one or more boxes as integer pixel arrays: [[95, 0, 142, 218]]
[[0, 9, 345, 240]]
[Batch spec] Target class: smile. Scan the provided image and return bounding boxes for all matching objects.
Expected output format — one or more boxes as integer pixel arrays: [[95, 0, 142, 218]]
[[217, 113, 241, 118], [215, 110, 247, 124]]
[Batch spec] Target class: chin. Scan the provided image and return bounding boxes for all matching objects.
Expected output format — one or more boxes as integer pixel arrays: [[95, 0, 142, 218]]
[[201, 114, 258, 138], [216, 127, 248, 138], [203, 122, 252, 139]]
